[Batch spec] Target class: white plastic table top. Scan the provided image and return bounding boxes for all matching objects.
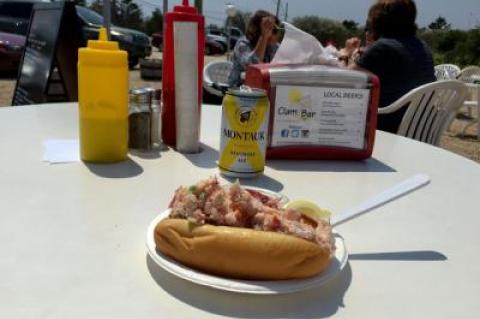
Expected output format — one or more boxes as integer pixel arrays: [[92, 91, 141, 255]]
[[1, 103, 480, 319]]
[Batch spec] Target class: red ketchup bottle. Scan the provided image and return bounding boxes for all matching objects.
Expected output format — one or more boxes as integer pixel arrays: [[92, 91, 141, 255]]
[[162, 0, 205, 149]]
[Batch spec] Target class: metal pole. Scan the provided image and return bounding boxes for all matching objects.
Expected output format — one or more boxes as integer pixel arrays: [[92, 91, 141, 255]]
[[275, 0, 281, 17], [163, 0, 168, 37], [284, 2, 288, 21], [103, 0, 111, 40], [194, 0, 203, 14], [163, 0, 168, 15], [226, 18, 231, 60]]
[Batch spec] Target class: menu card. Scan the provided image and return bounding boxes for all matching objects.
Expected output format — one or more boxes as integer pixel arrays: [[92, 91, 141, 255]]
[[272, 85, 370, 149], [43, 139, 79, 163]]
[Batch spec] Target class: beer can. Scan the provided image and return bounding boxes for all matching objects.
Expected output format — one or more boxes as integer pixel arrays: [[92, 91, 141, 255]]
[[219, 87, 270, 178]]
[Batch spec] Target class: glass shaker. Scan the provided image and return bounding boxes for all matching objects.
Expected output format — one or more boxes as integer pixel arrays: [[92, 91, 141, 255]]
[[129, 88, 152, 150]]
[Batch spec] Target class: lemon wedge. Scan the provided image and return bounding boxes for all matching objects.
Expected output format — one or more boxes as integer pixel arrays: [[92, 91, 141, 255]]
[[284, 200, 332, 221]]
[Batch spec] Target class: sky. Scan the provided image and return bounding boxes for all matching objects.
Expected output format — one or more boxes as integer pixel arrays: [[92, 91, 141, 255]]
[[136, 0, 480, 30]]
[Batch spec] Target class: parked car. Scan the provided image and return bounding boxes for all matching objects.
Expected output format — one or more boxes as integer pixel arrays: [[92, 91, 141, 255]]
[[151, 32, 225, 55], [205, 37, 225, 55], [0, 1, 30, 35], [76, 6, 151, 68], [206, 33, 228, 52], [0, 30, 25, 73], [0, 1, 151, 69], [207, 26, 244, 49]]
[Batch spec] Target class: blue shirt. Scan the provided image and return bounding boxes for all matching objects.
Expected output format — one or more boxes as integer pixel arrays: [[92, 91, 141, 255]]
[[228, 37, 278, 88]]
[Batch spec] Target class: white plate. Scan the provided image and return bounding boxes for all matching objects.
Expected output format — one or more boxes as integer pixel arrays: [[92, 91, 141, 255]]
[[146, 210, 348, 295]]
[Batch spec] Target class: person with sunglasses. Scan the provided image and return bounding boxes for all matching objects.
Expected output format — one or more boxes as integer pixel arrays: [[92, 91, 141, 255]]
[[228, 10, 281, 88]]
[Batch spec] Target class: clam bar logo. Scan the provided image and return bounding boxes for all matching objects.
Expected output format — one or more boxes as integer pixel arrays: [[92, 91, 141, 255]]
[[277, 88, 316, 120], [277, 106, 316, 119]]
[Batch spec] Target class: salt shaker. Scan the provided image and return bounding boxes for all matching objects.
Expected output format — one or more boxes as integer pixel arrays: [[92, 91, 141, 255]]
[[129, 88, 152, 149]]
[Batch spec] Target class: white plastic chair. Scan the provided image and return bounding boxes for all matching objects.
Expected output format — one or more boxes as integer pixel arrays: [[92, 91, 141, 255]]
[[378, 80, 467, 145], [457, 65, 480, 83], [203, 61, 233, 97], [457, 65, 480, 130], [434, 64, 461, 80]]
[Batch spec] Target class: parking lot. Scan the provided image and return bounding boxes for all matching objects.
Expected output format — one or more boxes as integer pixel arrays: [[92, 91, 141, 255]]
[[0, 49, 225, 107]]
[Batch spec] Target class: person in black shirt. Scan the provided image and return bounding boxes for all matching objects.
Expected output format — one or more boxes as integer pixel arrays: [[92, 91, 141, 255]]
[[349, 0, 435, 133]]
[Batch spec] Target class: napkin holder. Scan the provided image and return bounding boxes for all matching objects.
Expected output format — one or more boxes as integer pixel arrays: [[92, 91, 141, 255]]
[[245, 64, 380, 160]]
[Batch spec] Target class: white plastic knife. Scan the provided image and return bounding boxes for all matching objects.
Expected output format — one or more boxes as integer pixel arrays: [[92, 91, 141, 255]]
[[331, 174, 431, 227]]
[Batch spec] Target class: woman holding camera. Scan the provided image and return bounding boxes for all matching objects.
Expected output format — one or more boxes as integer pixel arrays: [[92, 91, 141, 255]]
[[228, 10, 281, 88]]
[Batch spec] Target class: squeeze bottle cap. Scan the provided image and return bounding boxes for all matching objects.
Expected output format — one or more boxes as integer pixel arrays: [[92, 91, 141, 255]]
[[87, 27, 119, 50], [173, 0, 197, 14]]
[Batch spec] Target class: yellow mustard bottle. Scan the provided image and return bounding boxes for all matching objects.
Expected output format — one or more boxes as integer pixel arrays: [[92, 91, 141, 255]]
[[78, 28, 128, 162]]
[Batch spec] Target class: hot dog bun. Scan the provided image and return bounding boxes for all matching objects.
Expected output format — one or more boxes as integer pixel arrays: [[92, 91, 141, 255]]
[[154, 218, 332, 280]]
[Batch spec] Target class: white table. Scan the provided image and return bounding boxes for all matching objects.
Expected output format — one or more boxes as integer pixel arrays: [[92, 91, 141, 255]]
[[1, 103, 480, 319]]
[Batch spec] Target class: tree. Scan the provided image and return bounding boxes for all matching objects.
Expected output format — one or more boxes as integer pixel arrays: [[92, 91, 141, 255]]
[[438, 30, 466, 52], [292, 16, 349, 46], [342, 19, 363, 38], [115, 0, 144, 31], [418, 27, 480, 67], [240, 11, 252, 29], [428, 16, 451, 31], [453, 28, 480, 66], [225, 9, 249, 33], [342, 20, 358, 32], [145, 8, 163, 35], [88, 0, 144, 31]]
